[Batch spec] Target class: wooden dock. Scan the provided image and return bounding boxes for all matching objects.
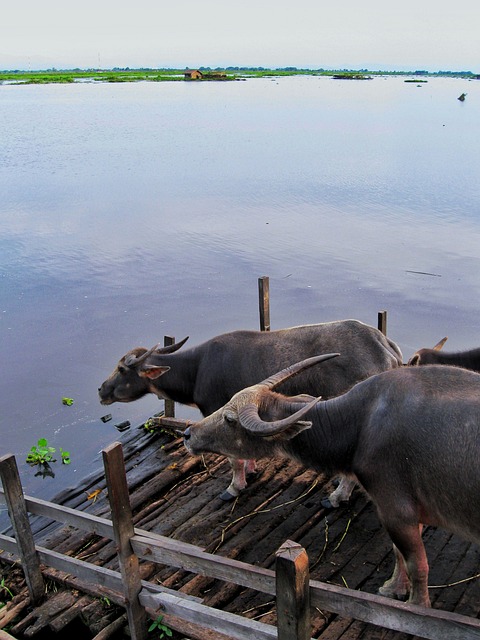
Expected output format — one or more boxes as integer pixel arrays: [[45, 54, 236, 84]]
[[1, 417, 480, 639]]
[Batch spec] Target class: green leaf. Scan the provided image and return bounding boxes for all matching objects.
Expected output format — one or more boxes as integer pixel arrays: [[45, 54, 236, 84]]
[[62, 397, 74, 406]]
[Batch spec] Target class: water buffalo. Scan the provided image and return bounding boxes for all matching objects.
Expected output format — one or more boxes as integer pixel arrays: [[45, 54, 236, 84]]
[[99, 320, 403, 503], [183, 354, 480, 606], [408, 336, 480, 372]]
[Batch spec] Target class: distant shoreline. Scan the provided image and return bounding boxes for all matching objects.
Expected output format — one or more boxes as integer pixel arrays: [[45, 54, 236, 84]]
[[1, 67, 479, 85]]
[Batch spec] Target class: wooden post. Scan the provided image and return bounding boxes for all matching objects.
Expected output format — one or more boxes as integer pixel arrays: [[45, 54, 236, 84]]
[[259, 276, 271, 331], [103, 443, 148, 640], [378, 310, 387, 336], [0, 454, 45, 604], [275, 540, 311, 640], [163, 336, 175, 417]]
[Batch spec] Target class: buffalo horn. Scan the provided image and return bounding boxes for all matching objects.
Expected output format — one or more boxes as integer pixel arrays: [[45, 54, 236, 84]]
[[124, 336, 189, 368], [260, 353, 340, 390], [155, 336, 189, 355], [125, 344, 160, 367], [238, 395, 322, 436], [433, 337, 448, 351]]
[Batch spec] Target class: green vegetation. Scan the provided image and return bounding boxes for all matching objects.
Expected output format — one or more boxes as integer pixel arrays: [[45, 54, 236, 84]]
[[26, 438, 71, 466], [0, 67, 478, 85], [0, 68, 186, 84], [149, 614, 173, 639], [0, 577, 14, 607], [332, 72, 372, 80]]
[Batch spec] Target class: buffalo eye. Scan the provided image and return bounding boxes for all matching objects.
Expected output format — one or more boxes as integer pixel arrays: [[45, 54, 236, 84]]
[[224, 412, 236, 426]]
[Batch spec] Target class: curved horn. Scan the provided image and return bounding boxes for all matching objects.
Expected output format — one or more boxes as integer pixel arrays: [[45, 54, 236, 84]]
[[124, 344, 160, 368], [124, 336, 189, 368], [260, 353, 340, 390], [433, 337, 448, 351], [154, 336, 189, 355], [238, 395, 321, 436]]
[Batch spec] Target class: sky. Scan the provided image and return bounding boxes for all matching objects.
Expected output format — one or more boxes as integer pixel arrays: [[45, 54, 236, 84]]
[[1, 0, 479, 72]]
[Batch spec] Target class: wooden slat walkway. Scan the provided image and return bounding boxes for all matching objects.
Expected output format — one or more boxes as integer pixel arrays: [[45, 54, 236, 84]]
[[2, 421, 480, 639]]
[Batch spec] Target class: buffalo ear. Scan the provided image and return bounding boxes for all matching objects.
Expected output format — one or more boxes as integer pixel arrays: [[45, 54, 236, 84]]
[[264, 420, 312, 441], [138, 365, 171, 380]]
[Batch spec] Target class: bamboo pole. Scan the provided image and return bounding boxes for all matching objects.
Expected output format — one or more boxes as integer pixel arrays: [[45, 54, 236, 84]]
[[378, 310, 387, 336], [163, 336, 176, 417], [259, 276, 271, 331]]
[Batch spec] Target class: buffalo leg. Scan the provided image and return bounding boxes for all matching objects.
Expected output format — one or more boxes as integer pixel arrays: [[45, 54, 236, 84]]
[[219, 457, 256, 501], [378, 544, 410, 600], [381, 522, 430, 606], [321, 475, 357, 509]]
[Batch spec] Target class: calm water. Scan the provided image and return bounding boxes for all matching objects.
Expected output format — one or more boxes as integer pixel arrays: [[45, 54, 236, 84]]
[[1, 75, 479, 507]]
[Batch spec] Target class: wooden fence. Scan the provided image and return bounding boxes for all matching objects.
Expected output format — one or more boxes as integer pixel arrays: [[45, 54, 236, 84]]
[[2, 440, 480, 640]]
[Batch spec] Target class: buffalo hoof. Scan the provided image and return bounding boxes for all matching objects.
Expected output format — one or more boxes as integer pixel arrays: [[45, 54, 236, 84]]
[[320, 495, 350, 510], [320, 496, 335, 510], [219, 490, 237, 502], [378, 586, 408, 601]]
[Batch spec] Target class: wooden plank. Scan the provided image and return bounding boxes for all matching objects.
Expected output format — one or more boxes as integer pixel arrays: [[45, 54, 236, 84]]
[[0, 454, 44, 604], [133, 533, 480, 640], [1, 490, 205, 557], [309, 578, 480, 640], [276, 540, 310, 640], [258, 276, 271, 331], [49, 595, 92, 632], [0, 532, 125, 600], [139, 590, 279, 640], [90, 614, 127, 640], [155, 613, 234, 640], [22, 494, 114, 538], [131, 534, 275, 594], [103, 442, 148, 640], [155, 416, 190, 432], [0, 532, 201, 607], [2, 489, 209, 562], [163, 336, 176, 417], [11, 589, 76, 636]]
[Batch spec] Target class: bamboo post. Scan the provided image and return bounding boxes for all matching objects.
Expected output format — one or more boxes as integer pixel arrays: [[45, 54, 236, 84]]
[[103, 443, 148, 640], [163, 336, 175, 417], [275, 540, 311, 640], [0, 454, 45, 604], [259, 276, 271, 331], [378, 310, 387, 336]]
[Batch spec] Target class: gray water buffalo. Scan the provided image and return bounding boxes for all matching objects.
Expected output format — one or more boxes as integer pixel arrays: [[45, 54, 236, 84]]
[[183, 354, 480, 606], [99, 320, 403, 503], [408, 336, 480, 372]]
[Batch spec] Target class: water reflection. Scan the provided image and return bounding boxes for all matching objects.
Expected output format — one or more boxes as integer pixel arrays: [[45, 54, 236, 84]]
[[1, 76, 480, 509]]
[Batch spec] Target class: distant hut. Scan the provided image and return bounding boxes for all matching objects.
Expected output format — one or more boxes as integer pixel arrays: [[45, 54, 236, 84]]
[[184, 69, 203, 80]]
